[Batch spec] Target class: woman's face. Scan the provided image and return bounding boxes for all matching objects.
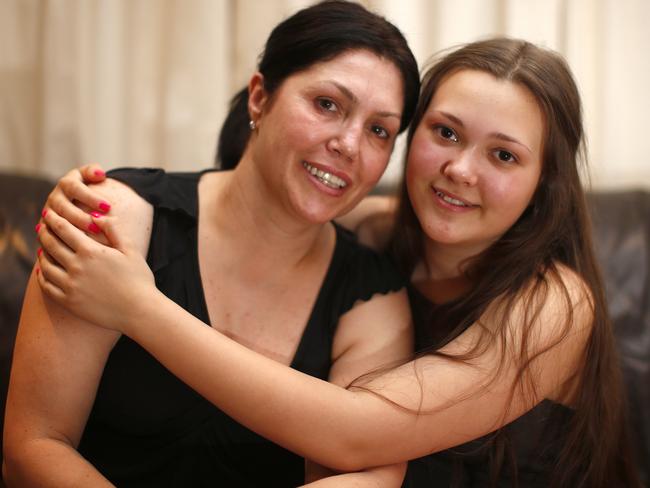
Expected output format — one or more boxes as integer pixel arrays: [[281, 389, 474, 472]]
[[407, 69, 544, 257], [249, 49, 404, 224]]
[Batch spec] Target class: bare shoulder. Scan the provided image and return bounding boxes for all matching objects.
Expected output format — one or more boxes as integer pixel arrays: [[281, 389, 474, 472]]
[[481, 262, 594, 342], [538, 262, 594, 336]]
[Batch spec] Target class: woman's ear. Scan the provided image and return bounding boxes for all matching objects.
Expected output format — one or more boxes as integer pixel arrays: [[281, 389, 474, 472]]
[[248, 72, 268, 125]]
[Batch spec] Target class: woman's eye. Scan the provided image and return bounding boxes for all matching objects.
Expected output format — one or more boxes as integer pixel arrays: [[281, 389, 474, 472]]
[[435, 125, 458, 143], [371, 125, 390, 140], [495, 149, 517, 163], [316, 98, 338, 113]]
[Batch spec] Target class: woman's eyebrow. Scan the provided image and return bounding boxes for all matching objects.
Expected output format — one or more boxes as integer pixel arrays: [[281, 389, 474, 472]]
[[490, 132, 533, 154], [438, 110, 464, 127], [326, 80, 401, 120]]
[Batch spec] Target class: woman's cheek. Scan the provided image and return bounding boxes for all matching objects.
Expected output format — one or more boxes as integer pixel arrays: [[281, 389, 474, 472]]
[[407, 143, 445, 184]]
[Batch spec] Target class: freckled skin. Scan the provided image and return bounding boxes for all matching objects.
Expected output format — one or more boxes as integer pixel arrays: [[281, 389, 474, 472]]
[[406, 69, 544, 259]]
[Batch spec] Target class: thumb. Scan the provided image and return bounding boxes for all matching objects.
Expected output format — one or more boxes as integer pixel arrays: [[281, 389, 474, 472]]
[[90, 216, 132, 253], [81, 162, 108, 183]]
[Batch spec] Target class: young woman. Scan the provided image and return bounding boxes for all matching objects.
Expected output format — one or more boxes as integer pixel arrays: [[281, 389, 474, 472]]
[[27, 39, 639, 487], [2, 2, 420, 487]]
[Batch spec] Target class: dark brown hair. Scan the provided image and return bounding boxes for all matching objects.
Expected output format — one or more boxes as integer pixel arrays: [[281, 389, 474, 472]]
[[216, 0, 419, 169], [390, 38, 639, 487]]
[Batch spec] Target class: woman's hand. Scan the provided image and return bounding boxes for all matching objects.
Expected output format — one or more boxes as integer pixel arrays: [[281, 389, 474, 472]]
[[42, 163, 111, 235], [35, 207, 156, 335]]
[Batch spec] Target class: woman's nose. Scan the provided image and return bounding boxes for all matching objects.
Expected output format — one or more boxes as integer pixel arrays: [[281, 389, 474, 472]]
[[441, 148, 479, 186], [327, 124, 361, 161]]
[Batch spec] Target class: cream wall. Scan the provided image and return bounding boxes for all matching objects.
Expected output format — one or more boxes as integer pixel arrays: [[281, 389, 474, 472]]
[[0, 0, 648, 189]]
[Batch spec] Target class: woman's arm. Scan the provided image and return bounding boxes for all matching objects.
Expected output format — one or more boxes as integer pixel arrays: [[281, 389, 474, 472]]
[[301, 463, 407, 487], [36, 210, 594, 472], [3, 274, 119, 487], [334, 195, 396, 231], [304, 289, 413, 485], [3, 179, 152, 486], [334, 196, 397, 249]]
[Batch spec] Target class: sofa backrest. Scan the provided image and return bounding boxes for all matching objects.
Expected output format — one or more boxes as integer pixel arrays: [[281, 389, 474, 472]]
[[588, 190, 650, 484]]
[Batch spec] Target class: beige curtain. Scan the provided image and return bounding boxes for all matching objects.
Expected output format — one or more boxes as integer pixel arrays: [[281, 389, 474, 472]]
[[1, 0, 648, 188]]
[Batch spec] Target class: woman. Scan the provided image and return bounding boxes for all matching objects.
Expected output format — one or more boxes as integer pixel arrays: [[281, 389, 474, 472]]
[[2, 1, 420, 487], [27, 39, 639, 486]]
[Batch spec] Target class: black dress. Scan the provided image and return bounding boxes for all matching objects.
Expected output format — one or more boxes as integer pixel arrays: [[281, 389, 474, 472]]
[[77, 168, 405, 487], [402, 285, 573, 488]]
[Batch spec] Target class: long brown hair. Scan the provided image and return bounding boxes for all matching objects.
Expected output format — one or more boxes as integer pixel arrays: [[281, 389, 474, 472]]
[[390, 38, 639, 487]]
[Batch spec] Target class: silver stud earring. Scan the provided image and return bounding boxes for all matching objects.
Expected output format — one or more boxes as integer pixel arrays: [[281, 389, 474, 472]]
[[249, 120, 256, 130]]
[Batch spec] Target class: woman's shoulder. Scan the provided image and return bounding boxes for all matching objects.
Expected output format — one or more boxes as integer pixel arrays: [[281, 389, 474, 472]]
[[538, 262, 594, 325], [107, 167, 205, 213], [488, 262, 594, 326], [467, 262, 594, 371]]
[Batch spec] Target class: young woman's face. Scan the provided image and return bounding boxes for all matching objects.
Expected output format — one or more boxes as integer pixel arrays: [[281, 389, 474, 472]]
[[249, 49, 404, 224], [407, 69, 544, 256]]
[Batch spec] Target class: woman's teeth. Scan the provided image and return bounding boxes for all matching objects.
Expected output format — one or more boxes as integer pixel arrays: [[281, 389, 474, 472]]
[[436, 190, 468, 207], [303, 162, 347, 189]]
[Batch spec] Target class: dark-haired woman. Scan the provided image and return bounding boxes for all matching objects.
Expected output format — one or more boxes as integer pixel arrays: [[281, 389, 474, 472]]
[[3, 1, 421, 486], [29, 38, 640, 487]]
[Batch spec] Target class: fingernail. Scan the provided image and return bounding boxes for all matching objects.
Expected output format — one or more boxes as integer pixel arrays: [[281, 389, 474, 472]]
[[98, 201, 111, 213], [35, 223, 42, 233], [90, 211, 103, 218], [41, 208, 48, 218], [94, 169, 106, 177], [36, 267, 40, 276], [37, 247, 43, 257], [88, 222, 101, 234]]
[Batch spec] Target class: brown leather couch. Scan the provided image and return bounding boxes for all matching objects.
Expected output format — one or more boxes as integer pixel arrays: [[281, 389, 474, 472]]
[[0, 172, 648, 485]]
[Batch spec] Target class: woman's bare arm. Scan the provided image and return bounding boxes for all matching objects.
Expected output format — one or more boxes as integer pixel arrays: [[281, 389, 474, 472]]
[[301, 463, 407, 487], [3, 179, 152, 486], [3, 274, 119, 487], [335, 195, 397, 249], [304, 289, 413, 485]]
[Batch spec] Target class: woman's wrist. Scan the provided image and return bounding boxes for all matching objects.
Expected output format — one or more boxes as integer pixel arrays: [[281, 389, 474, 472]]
[[118, 287, 166, 338]]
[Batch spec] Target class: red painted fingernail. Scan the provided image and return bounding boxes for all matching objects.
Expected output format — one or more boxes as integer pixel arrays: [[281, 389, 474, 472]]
[[88, 222, 101, 233], [35, 223, 42, 233], [41, 208, 48, 218], [36, 267, 40, 275], [98, 201, 111, 213], [90, 211, 103, 218], [37, 247, 43, 257], [94, 169, 106, 177]]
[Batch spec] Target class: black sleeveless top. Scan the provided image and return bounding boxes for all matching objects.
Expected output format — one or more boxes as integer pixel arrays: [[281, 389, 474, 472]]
[[77, 168, 405, 487], [402, 285, 573, 488]]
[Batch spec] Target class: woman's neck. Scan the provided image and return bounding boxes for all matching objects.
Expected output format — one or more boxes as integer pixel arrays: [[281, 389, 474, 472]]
[[199, 161, 331, 273], [413, 239, 477, 304]]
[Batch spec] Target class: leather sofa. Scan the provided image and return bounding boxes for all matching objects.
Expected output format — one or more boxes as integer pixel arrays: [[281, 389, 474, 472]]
[[0, 172, 648, 485]]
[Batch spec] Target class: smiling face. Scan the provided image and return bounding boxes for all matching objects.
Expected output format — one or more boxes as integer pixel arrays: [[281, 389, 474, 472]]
[[247, 49, 404, 224], [406, 69, 544, 258]]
